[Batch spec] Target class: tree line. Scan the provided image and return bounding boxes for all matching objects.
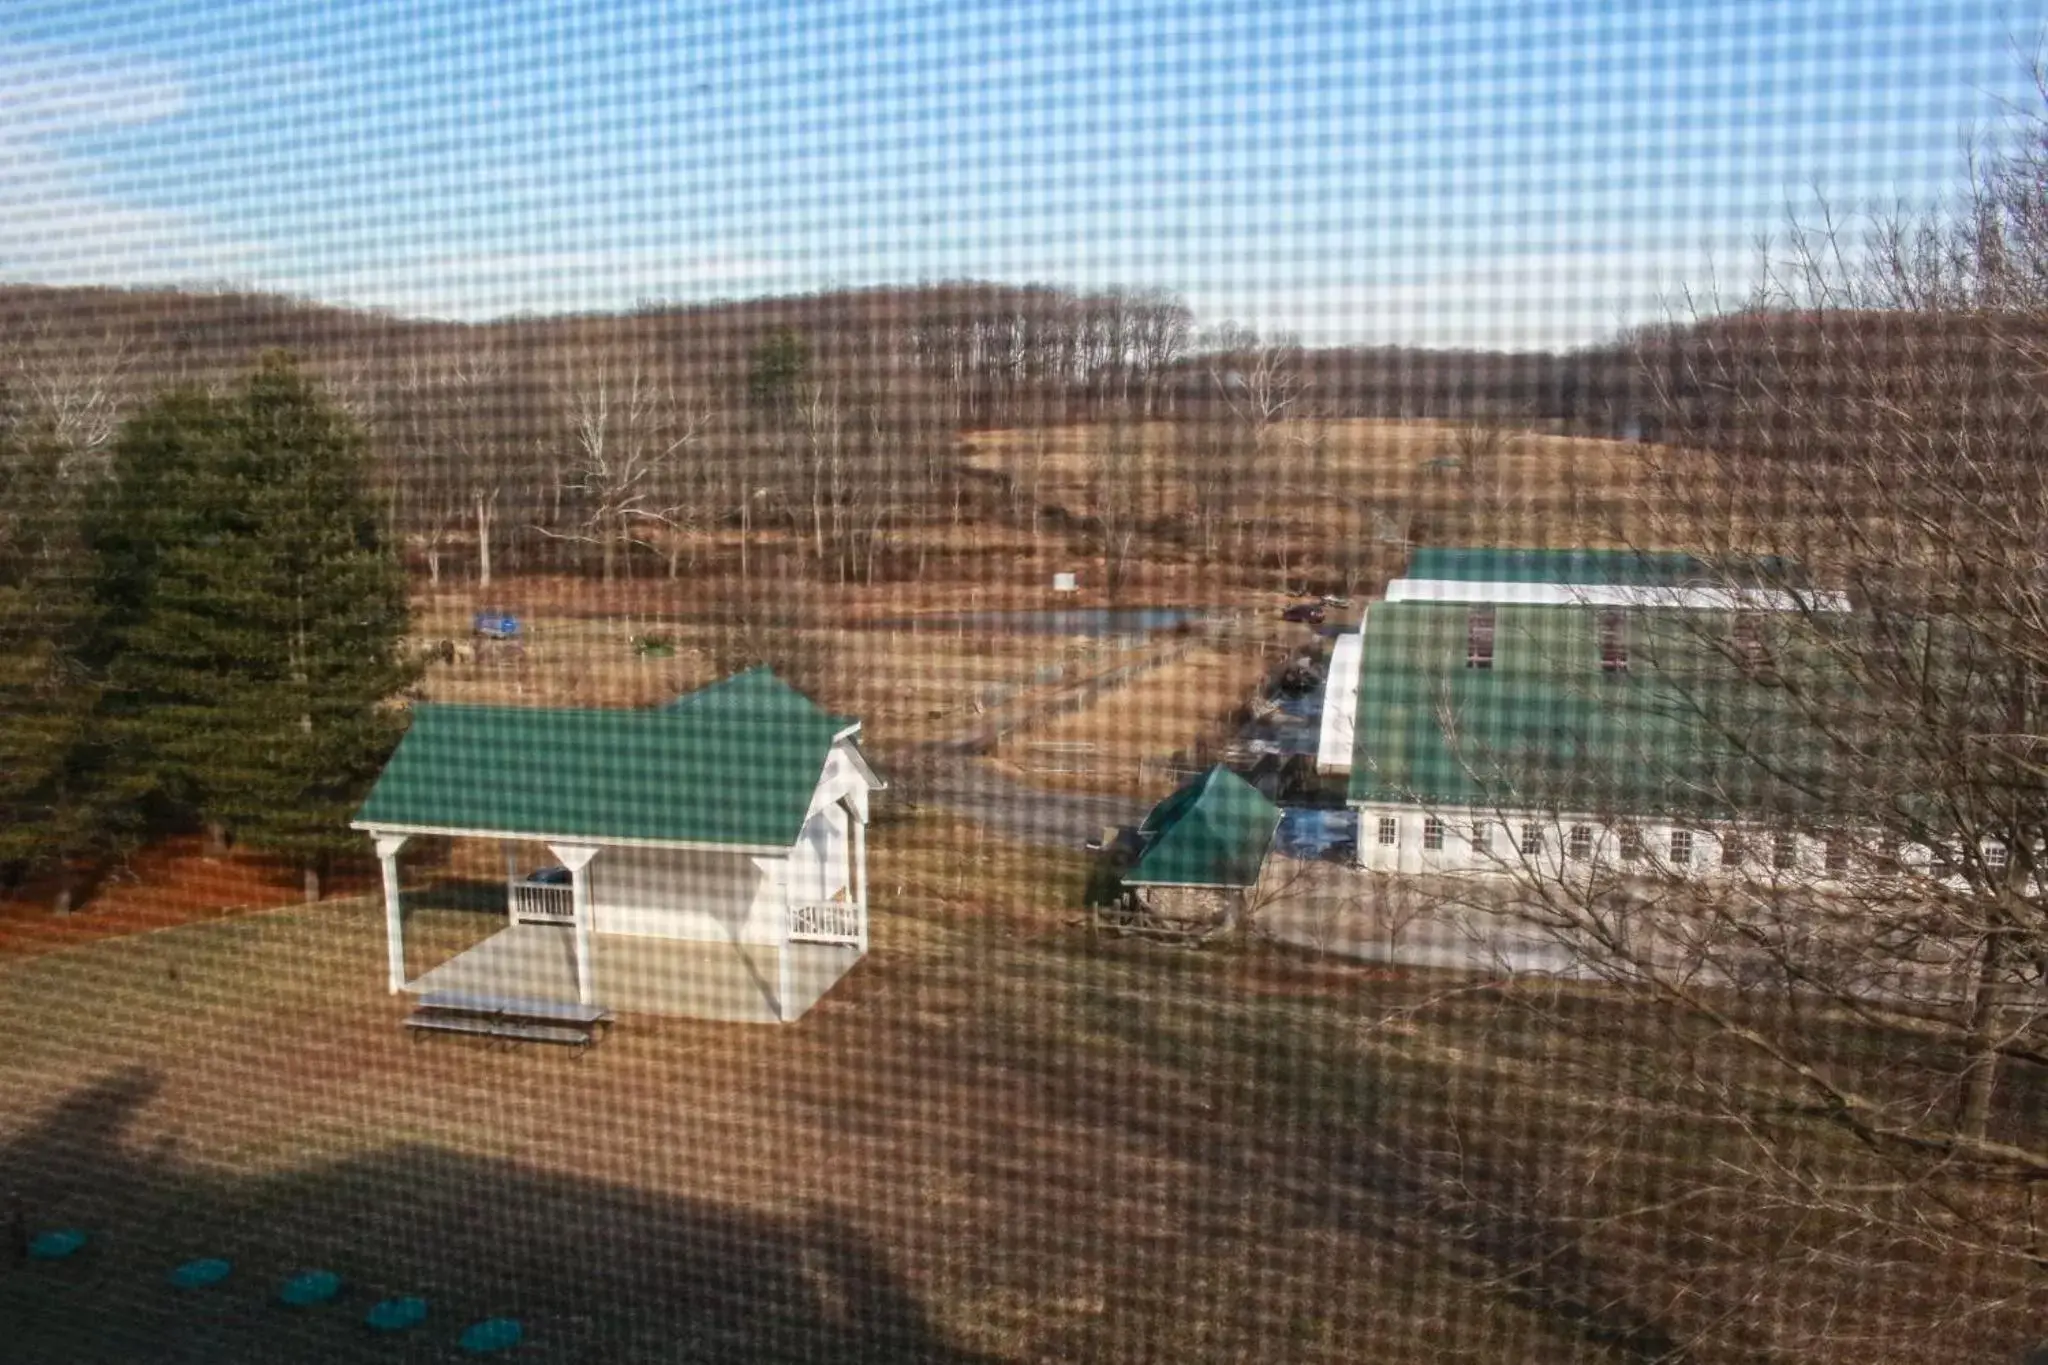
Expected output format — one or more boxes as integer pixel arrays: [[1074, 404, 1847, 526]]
[[0, 281, 1672, 595]]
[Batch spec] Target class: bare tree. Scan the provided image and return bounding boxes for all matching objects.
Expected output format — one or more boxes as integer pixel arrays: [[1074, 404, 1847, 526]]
[[1439, 94, 2048, 1360], [1089, 414, 1146, 601], [0, 321, 131, 482], [1202, 324, 1309, 565], [542, 356, 709, 584]]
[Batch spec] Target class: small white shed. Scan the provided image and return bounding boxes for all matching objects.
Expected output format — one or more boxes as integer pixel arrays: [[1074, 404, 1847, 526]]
[[351, 669, 884, 1023]]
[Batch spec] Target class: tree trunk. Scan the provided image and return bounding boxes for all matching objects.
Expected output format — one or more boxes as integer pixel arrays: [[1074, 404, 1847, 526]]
[[475, 494, 494, 588], [51, 873, 74, 917], [203, 822, 230, 856], [601, 525, 616, 584], [303, 863, 322, 904], [1957, 935, 2008, 1141]]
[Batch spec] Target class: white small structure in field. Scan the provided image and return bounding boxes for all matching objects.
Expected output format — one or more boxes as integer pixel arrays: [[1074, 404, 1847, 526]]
[[1052, 572, 1079, 593], [352, 668, 884, 1024]]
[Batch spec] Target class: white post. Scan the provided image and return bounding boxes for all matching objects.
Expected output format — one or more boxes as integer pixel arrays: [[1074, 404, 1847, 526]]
[[375, 834, 409, 994], [547, 843, 601, 1006], [502, 840, 519, 918], [852, 803, 869, 955], [778, 875, 793, 1023]]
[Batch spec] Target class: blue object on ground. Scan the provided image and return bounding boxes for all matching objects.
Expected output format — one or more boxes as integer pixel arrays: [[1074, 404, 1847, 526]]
[[366, 1296, 428, 1332], [27, 1228, 86, 1261], [460, 1317, 524, 1354], [169, 1257, 233, 1289], [278, 1269, 342, 1306]]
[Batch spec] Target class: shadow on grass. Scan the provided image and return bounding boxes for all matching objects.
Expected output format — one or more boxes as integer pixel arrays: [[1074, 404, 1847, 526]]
[[970, 947, 1717, 1365], [404, 877, 508, 914], [2, 1067, 986, 1365]]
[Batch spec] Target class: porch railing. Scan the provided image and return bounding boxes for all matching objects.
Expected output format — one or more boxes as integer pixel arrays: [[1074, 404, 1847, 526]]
[[510, 881, 574, 923], [789, 899, 862, 944]]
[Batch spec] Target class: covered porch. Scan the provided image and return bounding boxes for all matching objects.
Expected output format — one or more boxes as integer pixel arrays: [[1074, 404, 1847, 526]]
[[405, 923, 858, 1025], [350, 673, 884, 1026]]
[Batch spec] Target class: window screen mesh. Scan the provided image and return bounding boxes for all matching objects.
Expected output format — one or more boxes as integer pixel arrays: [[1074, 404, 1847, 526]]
[[2, 3, 2044, 1363]]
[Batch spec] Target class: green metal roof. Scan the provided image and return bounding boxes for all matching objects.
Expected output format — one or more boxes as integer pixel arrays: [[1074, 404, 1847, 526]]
[[1403, 547, 1710, 586], [1126, 765, 1282, 887], [354, 669, 848, 847], [1347, 603, 1844, 819], [658, 665, 856, 732]]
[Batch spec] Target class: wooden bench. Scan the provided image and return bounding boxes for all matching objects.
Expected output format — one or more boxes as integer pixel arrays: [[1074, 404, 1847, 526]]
[[406, 992, 615, 1049]]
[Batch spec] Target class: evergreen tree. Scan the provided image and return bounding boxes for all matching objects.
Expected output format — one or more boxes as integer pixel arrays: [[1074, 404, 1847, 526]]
[[91, 354, 419, 898], [0, 411, 123, 908]]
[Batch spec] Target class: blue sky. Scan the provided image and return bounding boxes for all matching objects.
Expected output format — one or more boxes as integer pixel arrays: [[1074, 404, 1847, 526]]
[[0, 0, 2039, 348]]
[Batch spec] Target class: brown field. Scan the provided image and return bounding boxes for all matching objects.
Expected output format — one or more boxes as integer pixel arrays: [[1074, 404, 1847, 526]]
[[2, 815, 2032, 1364], [405, 603, 1148, 751], [962, 419, 1664, 590], [992, 640, 1284, 797]]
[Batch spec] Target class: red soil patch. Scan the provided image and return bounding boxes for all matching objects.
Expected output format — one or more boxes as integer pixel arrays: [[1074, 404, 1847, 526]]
[[0, 837, 374, 958]]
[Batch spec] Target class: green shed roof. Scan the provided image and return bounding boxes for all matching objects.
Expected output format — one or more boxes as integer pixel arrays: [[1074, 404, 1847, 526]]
[[354, 669, 849, 848], [1126, 765, 1282, 887], [659, 666, 856, 732], [1347, 603, 1844, 820]]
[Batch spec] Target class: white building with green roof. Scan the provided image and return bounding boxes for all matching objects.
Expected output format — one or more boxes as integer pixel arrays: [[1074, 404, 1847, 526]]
[[1320, 548, 1865, 883], [352, 668, 884, 1025]]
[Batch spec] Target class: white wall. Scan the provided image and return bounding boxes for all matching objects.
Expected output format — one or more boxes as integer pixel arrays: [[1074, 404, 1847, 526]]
[[586, 846, 789, 945], [1351, 801, 1891, 890], [578, 735, 877, 944]]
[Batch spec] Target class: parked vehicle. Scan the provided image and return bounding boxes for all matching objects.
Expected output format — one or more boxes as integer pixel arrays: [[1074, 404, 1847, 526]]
[[1281, 603, 1326, 624], [525, 866, 572, 886]]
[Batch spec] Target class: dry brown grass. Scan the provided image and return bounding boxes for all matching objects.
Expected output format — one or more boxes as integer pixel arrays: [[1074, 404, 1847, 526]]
[[993, 640, 1280, 797], [964, 419, 1667, 588], [3, 815, 2031, 1363], [406, 606, 1132, 750]]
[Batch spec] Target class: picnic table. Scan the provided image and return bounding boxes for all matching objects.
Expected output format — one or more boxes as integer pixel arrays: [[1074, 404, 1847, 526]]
[[405, 993, 614, 1050]]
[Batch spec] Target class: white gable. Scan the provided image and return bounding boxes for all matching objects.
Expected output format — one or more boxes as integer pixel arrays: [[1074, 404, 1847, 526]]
[[808, 736, 884, 825]]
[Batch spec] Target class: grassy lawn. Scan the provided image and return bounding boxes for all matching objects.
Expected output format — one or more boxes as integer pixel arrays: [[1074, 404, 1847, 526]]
[[1, 816, 2034, 1363]]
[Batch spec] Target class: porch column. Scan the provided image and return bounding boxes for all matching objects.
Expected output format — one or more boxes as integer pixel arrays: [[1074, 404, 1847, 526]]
[[852, 804, 869, 955], [502, 840, 520, 909], [374, 834, 410, 994], [547, 843, 601, 1006], [778, 878, 793, 1024]]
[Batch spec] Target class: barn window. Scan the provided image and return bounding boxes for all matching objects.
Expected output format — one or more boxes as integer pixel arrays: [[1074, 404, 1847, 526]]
[[1720, 832, 1747, 868], [1466, 606, 1496, 669], [1668, 829, 1694, 866], [1598, 609, 1630, 673], [1984, 841, 2010, 873], [1772, 832, 1799, 871], [1471, 822, 1490, 854], [1618, 826, 1644, 861], [1422, 816, 1445, 850], [1519, 825, 1544, 856], [1568, 825, 1594, 860], [1376, 816, 1399, 847], [1824, 836, 1851, 876]]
